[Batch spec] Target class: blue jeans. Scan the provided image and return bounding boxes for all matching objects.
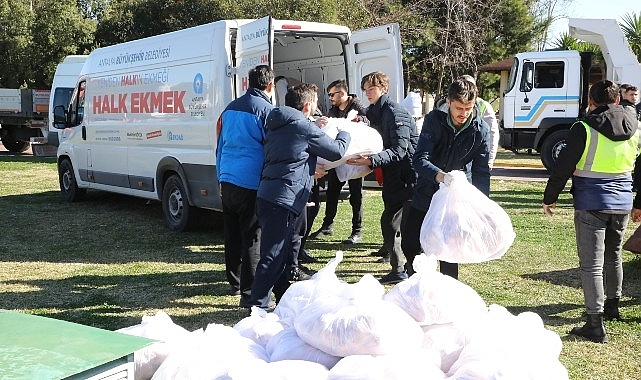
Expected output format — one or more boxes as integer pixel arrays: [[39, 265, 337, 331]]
[[574, 210, 627, 314]]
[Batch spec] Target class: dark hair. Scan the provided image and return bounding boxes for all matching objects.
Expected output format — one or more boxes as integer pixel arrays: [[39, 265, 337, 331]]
[[286, 83, 318, 111], [590, 80, 619, 106], [248, 65, 275, 90], [360, 71, 389, 91], [621, 83, 638, 93], [447, 79, 477, 103], [327, 79, 348, 93]]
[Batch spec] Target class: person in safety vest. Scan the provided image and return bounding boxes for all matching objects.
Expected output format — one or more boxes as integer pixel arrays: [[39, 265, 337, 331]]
[[543, 79, 641, 343]]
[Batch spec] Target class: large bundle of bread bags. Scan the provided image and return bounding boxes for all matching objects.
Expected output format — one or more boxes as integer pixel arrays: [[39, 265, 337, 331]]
[[420, 170, 516, 263], [118, 253, 568, 380], [316, 117, 383, 182]]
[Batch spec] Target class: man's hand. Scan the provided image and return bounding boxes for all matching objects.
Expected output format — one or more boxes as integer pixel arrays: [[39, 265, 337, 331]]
[[632, 208, 641, 222], [314, 116, 328, 128], [346, 155, 372, 167], [542, 203, 556, 217], [314, 166, 328, 179]]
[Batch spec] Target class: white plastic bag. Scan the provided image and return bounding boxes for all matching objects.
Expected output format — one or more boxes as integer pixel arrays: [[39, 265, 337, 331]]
[[420, 170, 515, 263], [316, 118, 383, 180]]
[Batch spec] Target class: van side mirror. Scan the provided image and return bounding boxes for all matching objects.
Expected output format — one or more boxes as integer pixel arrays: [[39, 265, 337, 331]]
[[53, 105, 68, 129]]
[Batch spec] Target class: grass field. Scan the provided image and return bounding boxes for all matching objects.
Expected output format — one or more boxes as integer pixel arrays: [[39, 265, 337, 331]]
[[0, 151, 639, 379]]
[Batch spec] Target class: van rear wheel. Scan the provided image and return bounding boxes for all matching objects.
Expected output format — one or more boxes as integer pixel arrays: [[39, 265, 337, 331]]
[[162, 174, 198, 231], [59, 158, 86, 202]]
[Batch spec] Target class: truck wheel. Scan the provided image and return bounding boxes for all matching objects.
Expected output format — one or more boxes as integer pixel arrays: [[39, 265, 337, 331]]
[[540, 130, 568, 172], [58, 158, 86, 202], [1, 136, 29, 153], [162, 174, 198, 231]]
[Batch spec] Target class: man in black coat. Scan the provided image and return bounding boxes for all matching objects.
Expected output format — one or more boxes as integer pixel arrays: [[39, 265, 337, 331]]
[[348, 71, 418, 284]]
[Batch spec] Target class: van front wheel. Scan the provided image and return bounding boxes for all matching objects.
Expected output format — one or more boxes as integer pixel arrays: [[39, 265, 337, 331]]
[[59, 158, 86, 202], [162, 175, 197, 231]]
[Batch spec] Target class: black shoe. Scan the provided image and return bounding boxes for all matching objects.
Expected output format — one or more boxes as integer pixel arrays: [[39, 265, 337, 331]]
[[240, 299, 276, 311], [370, 247, 389, 257], [376, 254, 390, 263], [310, 227, 333, 239], [379, 271, 408, 285], [298, 264, 317, 276], [569, 314, 608, 343], [228, 286, 241, 297], [289, 266, 312, 281], [299, 249, 318, 263], [342, 232, 362, 244], [604, 298, 621, 321]]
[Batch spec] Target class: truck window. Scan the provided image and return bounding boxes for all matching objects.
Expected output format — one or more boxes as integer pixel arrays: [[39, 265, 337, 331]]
[[520, 61, 534, 92], [506, 57, 519, 93], [533, 61, 565, 89], [69, 81, 86, 126]]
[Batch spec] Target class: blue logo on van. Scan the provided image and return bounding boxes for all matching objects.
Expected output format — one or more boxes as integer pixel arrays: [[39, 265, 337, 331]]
[[168, 131, 184, 141], [193, 73, 203, 94]]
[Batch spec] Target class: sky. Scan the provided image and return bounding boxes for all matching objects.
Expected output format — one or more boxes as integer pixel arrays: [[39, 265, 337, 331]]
[[548, 1, 638, 43]]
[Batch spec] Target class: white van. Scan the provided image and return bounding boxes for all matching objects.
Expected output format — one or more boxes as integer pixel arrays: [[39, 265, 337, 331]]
[[52, 16, 404, 231], [46, 55, 88, 148]]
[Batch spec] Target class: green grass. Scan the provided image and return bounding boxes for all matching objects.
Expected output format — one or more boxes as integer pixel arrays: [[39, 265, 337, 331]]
[[0, 154, 640, 379]]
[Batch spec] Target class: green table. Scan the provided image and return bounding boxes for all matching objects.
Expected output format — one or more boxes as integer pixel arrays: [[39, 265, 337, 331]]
[[0, 310, 155, 380]]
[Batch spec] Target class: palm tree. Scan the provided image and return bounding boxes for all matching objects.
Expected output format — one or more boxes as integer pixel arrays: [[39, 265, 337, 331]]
[[620, 12, 641, 62]]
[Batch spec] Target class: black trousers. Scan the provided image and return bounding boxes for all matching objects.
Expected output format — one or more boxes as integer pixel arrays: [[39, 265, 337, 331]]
[[401, 204, 458, 279], [220, 182, 261, 299], [321, 169, 363, 234]]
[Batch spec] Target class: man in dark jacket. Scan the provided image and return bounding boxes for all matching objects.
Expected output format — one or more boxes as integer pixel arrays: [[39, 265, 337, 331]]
[[543, 80, 641, 343], [216, 65, 274, 303], [245, 83, 351, 310], [401, 79, 490, 280], [348, 71, 418, 284], [310, 79, 369, 244]]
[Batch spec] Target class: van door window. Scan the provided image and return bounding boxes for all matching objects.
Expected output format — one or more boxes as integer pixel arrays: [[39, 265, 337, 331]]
[[520, 61, 534, 92], [69, 81, 86, 126], [533, 61, 565, 89]]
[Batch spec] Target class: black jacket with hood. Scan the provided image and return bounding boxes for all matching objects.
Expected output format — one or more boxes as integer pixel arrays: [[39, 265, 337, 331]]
[[258, 105, 350, 215], [366, 94, 419, 204], [543, 104, 640, 210]]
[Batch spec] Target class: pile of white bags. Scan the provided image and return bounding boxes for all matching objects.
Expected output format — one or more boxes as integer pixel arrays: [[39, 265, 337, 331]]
[[119, 253, 567, 380], [316, 117, 383, 181], [420, 170, 516, 263]]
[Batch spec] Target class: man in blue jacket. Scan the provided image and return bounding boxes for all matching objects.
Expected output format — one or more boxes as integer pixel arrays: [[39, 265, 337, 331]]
[[543, 80, 641, 343], [401, 78, 490, 280], [347, 71, 418, 284], [216, 65, 274, 305], [246, 83, 351, 310]]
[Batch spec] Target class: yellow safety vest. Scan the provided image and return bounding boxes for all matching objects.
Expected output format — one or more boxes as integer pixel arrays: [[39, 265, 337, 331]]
[[574, 121, 639, 178]]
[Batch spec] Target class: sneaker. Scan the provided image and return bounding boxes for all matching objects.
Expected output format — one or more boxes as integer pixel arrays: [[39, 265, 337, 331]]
[[379, 271, 408, 285], [309, 226, 333, 239], [299, 249, 318, 263], [228, 286, 241, 297], [342, 232, 362, 244], [376, 254, 390, 263], [370, 247, 389, 257], [298, 264, 317, 276], [240, 299, 276, 310], [289, 266, 312, 281]]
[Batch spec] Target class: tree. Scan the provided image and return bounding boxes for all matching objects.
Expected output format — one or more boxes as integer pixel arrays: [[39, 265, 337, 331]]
[[0, 0, 33, 87], [530, 0, 572, 51], [29, 0, 96, 88], [620, 12, 641, 63]]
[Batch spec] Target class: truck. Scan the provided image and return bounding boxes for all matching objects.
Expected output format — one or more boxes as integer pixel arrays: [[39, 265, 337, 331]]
[[0, 88, 50, 152], [0, 56, 87, 155], [498, 18, 641, 171], [52, 16, 404, 231]]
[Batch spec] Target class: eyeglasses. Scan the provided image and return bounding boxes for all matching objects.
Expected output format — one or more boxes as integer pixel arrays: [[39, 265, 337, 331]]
[[328, 91, 340, 98]]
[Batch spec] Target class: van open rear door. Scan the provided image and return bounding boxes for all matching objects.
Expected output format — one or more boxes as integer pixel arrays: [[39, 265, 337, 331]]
[[234, 16, 274, 98], [349, 23, 404, 104]]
